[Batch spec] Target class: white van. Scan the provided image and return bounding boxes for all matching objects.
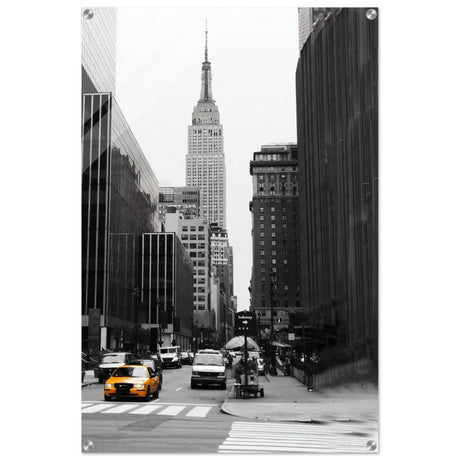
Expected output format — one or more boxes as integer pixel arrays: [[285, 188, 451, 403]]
[[191, 352, 226, 389], [159, 346, 182, 369]]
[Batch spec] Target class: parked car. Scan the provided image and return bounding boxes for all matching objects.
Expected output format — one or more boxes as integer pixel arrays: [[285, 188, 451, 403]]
[[104, 365, 160, 401], [159, 346, 182, 368], [95, 352, 134, 383], [180, 351, 192, 365], [187, 350, 195, 362], [197, 349, 222, 355], [191, 352, 226, 389], [129, 358, 163, 390]]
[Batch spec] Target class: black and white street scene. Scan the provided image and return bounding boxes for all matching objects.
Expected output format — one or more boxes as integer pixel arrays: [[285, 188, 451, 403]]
[[81, 5, 378, 455]]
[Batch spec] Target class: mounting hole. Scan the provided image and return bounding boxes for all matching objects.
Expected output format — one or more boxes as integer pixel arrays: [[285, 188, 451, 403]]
[[366, 9, 377, 20]]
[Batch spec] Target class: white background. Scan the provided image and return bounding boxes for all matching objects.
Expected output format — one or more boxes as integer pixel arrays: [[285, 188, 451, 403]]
[[1, 1, 459, 459]]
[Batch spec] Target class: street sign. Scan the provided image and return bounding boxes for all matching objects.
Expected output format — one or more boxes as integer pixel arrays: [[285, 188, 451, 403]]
[[235, 310, 256, 336]]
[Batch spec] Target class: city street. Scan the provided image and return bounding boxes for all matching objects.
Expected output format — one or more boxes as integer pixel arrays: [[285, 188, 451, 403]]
[[82, 365, 379, 453]]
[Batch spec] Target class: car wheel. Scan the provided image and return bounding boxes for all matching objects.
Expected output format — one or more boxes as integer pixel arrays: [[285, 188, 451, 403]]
[[143, 387, 151, 402], [221, 382, 226, 390], [153, 388, 159, 399], [158, 379, 162, 390], [260, 388, 264, 397], [98, 377, 103, 384], [191, 382, 197, 389], [104, 395, 111, 401]]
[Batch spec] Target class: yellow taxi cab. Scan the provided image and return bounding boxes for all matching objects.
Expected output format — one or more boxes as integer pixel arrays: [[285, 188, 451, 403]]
[[104, 364, 160, 402]]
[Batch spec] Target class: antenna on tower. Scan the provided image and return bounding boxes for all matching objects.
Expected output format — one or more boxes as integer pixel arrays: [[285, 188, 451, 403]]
[[205, 19, 208, 61]]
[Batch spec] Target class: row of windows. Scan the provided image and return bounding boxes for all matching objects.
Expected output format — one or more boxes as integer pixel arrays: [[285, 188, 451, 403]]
[[183, 243, 206, 249], [182, 225, 205, 232], [259, 207, 298, 213], [259, 230, 299, 237], [260, 259, 292, 265], [181, 234, 207, 240], [258, 240, 300, 247]]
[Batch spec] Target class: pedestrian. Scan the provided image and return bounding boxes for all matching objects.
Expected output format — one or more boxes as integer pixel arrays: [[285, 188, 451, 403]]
[[284, 356, 291, 376], [227, 353, 233, 369], [234, 359, 243, 383]]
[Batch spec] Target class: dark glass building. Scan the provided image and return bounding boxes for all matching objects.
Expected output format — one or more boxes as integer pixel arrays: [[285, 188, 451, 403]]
[[140, 233, 194, 352], [82, 93, 160, 352], [249, 144, 300, 339], [295, 8, 378, 364], [81, 8, 161, 353]]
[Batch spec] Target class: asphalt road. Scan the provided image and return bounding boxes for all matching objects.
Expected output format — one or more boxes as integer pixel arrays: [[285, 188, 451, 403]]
[[82, 365, 379, 453], [81, 364, 234, 453]]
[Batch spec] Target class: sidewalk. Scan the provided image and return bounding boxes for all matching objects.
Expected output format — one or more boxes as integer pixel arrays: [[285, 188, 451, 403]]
[[82, 370, 98, 387], [221, 372, 379, 423]]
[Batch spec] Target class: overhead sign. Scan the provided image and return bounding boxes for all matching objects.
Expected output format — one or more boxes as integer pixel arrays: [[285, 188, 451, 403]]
[[235, 310, 256, 336]]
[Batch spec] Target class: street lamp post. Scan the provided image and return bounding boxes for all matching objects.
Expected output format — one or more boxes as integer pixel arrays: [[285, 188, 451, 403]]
[[269, 271, 277, 375], [257, 311, 261, 345]]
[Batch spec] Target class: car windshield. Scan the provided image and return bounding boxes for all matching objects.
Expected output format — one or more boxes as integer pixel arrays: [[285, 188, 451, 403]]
[[112, 367, 148, 378], [194, 355, 224, 366], [160, 348, 177, 354], [102, 354, 126, 363]]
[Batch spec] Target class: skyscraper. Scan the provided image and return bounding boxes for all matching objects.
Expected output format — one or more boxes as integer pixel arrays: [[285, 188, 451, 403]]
[[249, 144, 300, 337], [186, 26, 226, 228], [81, 8, 160, 352], [296, 8, 378, 363]]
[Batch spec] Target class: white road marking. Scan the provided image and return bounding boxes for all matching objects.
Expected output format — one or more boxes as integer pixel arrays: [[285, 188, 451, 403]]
[[175, 387, 182, 391], [219, 421, 378, 453], [102, 404, 139, 414], [82, 404, 115, 413], [130, 405, 164, 415], [185, 406, 213, 417], [157, 405, 186, 416]]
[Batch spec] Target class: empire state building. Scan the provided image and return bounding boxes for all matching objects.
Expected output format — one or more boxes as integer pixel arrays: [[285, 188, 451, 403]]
[[186, 27, 226, 228]]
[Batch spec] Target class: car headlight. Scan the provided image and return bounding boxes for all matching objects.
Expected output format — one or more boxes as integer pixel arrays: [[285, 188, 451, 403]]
[[192, 371, 199, 376], [133, 384, 146, 389], [172, 357, 178, 361], [104, 383, 113, 389]]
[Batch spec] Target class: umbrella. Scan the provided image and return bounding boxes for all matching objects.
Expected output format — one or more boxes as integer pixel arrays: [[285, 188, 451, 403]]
[[271, 341, 291, 348], [224, 336, 260, 351]]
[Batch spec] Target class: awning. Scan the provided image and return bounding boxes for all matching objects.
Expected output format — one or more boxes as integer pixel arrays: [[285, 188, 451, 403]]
[[271, 341, 291, 348], [224, 336, 260, 350]]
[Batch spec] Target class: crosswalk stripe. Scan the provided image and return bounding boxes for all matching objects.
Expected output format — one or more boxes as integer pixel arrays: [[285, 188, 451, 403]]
[[82, 404, 115, 413], [185, 406, 212, 417], [157, 405, 186, 416], [102, 404, 139, 414], [82, 402, 215, 418], [129, 405, 164, 415], [219, 421, 378, 453]]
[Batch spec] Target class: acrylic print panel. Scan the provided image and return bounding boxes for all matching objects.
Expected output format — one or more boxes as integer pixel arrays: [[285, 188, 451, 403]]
[[81, 6, 378, 454]]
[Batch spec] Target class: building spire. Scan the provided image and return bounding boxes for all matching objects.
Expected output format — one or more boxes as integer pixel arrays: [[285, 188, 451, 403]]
[[199, 19, 214, 102], [205, 19, 208, 62]]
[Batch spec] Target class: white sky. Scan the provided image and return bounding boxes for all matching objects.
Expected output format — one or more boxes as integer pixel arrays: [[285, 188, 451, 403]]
[[114, 7, 300, 309]]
